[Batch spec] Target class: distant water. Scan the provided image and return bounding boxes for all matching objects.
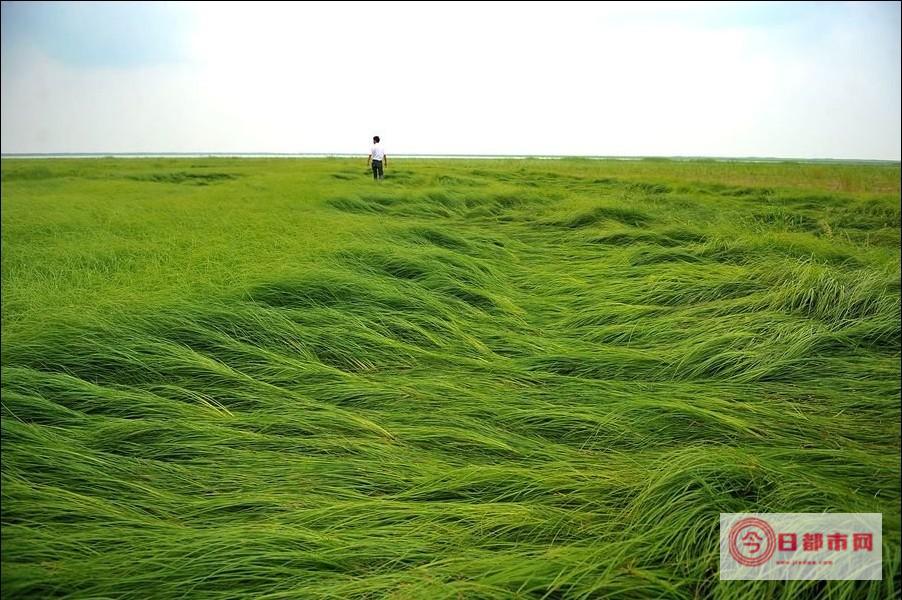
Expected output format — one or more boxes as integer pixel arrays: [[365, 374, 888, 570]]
[[0, 152, 629, 160]]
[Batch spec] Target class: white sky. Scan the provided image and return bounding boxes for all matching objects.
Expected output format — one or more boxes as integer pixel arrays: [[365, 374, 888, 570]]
[[1, 1, 900, 159]]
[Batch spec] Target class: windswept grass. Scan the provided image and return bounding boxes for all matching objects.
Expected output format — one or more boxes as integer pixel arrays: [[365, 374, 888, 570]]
[[2, 157, 900, 598]]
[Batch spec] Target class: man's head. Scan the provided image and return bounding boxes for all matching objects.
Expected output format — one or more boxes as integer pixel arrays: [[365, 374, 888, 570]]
[[373, 136, 380, 144]]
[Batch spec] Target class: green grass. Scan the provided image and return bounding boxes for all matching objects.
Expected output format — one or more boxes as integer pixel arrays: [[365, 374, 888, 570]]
[[1, 157, 900, 598]]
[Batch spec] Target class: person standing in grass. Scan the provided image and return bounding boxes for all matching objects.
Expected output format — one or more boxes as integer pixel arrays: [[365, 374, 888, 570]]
[[367, 136, 387, 181]]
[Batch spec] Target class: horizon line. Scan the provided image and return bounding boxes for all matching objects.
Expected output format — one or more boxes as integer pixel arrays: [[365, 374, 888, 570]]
[[1, 152, 900, 164]]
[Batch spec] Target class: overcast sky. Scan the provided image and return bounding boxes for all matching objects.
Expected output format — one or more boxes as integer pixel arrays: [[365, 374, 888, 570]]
[[1, 1, 900, 159]]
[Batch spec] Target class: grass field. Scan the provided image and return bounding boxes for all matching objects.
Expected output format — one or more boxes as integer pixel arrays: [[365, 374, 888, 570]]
[[1, 157, 900, 599]]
